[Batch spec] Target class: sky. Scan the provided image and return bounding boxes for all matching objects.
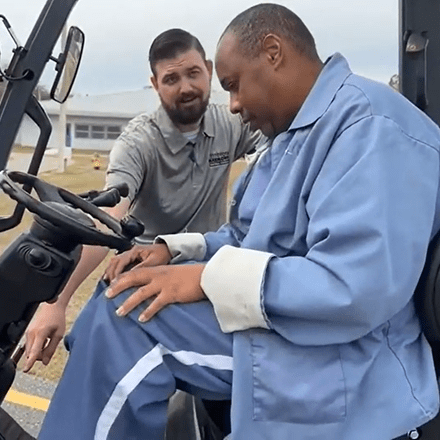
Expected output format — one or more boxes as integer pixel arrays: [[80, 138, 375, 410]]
[[0, 0, 399, 97]]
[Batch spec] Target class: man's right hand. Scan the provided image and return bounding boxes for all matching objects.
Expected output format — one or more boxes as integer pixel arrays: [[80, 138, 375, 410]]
[[21, 200, 131, 373], [23, 302, 67, 372], [103, 243, 173, 283]]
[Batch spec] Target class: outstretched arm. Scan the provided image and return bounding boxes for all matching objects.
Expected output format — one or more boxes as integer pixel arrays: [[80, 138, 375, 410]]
[[23, 198, 130, 371]]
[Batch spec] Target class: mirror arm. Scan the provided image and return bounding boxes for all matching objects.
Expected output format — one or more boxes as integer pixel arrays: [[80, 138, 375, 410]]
[[48, 53, 66, 71]]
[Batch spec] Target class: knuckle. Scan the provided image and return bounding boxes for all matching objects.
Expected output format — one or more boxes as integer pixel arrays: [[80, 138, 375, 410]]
[[136, 286, 150, 300]]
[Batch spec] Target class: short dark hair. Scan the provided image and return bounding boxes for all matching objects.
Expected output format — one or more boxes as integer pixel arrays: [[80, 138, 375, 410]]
[[149, 29, 206, 76], [220, 3, 319, 61]]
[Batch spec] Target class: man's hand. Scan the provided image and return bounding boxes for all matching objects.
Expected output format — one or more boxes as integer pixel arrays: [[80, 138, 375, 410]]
[[23, 302, 67, 372], [106, 264, 206, 322], [103, 243, 173, 283]]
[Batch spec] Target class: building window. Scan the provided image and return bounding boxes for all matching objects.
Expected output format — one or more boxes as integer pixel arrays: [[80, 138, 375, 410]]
[[91, 125, 105, 139], [74, 124, 121, 140], [107, 126, 121, 140], [75, 124, 89, 138]]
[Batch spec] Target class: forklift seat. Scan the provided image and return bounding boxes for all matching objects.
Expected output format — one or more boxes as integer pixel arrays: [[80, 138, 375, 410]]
[[414, 229, 440, 372]]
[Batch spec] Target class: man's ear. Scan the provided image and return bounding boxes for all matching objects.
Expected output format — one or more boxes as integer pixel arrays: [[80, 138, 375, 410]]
[[205, 59, 214, 80], [262, 34, 283, 68], [150, 75, 158, 91]]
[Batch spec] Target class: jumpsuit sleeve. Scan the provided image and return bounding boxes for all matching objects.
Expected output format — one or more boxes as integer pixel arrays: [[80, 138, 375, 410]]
[[201, 116, 440, 343]]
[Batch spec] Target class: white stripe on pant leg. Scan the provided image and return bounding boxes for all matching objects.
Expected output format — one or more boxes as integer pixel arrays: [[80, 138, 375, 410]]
[[94, 344, 163, 440], [94, 343, 233, 440]]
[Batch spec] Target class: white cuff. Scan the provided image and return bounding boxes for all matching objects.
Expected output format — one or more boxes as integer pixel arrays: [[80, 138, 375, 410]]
[[155, 233, 206, 263], [201, 245, 272, 333]]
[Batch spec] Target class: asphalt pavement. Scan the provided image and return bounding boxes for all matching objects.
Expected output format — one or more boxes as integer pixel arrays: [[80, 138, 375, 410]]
[[1, 371, 56, 438]]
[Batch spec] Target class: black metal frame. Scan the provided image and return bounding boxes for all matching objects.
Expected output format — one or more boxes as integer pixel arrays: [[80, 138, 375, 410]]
[[0, 0, 78, 171], [400, 1, 440, 437], [399, 0, 440, 125]]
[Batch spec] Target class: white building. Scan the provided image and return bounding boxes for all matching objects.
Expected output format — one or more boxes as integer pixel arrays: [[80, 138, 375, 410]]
[[15, 88, 158, 153], [15, 87, 229, 153]]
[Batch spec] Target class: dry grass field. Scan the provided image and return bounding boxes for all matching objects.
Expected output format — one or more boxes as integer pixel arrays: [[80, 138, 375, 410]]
[[1, 149, 247, 382]]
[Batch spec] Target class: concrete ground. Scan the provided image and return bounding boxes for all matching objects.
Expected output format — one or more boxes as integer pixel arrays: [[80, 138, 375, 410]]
[[6, 150, 68, 174]]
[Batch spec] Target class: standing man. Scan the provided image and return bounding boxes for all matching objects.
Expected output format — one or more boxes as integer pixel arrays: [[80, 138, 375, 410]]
[[38, 4, 440, 439], [24, 28, 261, 370]]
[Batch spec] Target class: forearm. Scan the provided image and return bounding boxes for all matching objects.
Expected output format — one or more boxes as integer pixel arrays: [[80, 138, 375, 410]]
[[54, 199, 130, 308], [24, 245, 109, 370], [54, 244, 110, 308]]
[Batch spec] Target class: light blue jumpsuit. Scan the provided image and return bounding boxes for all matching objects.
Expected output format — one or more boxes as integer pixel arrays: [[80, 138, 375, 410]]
[[39, 54, 440, 440]]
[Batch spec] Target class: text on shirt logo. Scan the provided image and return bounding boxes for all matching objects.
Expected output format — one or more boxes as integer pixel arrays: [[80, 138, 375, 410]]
[[209, 152, 230, 167]]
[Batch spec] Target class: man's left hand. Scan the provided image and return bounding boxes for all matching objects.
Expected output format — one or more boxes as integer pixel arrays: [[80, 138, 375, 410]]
[[105, 264, 206, 322]]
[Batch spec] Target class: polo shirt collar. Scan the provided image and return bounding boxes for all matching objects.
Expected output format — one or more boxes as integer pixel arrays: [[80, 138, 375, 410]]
[[155, 104, 215, 154], [201, 105, 216, 138], [289, 53, 352, 130]]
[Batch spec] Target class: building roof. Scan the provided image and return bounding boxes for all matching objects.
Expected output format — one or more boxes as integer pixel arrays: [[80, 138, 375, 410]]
[[42, 87, 229, 119], [42, 88, 159, 119]]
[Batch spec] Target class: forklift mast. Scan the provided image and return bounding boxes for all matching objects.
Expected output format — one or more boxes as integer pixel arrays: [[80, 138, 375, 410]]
[[399, 0, 440, 126], [400, 1, 440, 437]]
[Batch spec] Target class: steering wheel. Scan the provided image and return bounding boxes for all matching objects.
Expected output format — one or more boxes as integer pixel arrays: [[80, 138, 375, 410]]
[[0, 170, 135, 252]]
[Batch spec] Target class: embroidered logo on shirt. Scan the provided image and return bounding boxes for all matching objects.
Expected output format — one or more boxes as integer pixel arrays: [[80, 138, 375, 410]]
[[209, 152, 230, 167]]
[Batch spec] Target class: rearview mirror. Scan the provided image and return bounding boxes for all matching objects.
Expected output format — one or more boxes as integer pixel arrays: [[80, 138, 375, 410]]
[[50, 26, 84, 103]]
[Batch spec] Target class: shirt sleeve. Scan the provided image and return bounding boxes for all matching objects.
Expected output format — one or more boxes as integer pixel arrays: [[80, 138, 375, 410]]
[[204, 223, 242, 259], [154, 233, 206, 263], [201, 116, 440, 345], [105, 116, 153, 202], [154, 222, 243, 264]]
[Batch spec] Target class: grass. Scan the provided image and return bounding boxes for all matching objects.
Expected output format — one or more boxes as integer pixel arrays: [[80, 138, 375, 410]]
[[1, 149, 247, 383]]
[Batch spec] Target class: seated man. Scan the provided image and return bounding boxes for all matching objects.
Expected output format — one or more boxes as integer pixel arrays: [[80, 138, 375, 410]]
[[38, 4, 440, 439]]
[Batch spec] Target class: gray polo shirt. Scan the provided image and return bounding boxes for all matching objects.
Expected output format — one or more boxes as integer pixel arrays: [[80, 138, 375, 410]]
[[106, 104, 263, 243]]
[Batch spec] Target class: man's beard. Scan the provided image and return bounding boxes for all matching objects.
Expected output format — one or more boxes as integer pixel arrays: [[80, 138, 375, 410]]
[[161, 93, 210, 126]]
